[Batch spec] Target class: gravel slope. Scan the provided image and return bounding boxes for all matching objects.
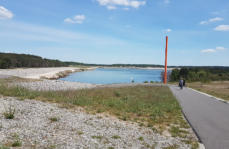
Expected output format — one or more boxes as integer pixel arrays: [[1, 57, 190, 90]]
[[14, 80, 97, 91], [0, 97, 193, 149]]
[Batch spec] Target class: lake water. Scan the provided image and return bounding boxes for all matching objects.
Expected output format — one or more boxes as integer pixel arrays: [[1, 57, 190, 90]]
[[60, 68, 164, 84]]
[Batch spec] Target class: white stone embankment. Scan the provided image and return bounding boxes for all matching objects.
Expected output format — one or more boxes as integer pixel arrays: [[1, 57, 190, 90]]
[[0, 67, 97, 79]]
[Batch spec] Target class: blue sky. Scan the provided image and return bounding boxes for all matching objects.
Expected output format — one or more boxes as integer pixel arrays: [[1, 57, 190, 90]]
[[0, 0, 229, 66]]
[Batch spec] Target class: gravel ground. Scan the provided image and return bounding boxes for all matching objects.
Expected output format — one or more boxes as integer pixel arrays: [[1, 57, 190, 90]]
[[0, 97, 193, 149], [14, 80, 97, 91]]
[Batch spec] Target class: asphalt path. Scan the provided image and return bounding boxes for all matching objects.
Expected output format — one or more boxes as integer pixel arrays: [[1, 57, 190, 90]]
[[169, 85, 229, 149]]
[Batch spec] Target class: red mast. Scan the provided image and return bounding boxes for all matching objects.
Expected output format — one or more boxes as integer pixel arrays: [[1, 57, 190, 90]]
[[164, 36, 168, 84]]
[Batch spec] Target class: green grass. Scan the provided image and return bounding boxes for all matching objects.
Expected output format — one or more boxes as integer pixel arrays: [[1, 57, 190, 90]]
[[0, 81, 187, 131], [49, 117, 59, 122], [0, 144, 9, 149], [11, 140, 22, 147], [138, 136, 144, 141], [111, 135, 121, 139]]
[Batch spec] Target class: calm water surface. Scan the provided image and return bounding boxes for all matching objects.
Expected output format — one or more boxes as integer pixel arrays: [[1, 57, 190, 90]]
[[60, 68, 164, 84]]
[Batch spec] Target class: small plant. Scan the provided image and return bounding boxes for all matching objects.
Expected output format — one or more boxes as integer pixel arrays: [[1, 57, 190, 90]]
[[49, 117, 59, 122], [108, 147, 114, 149], [138, 136, 144, 141], [0, 144, 10, 149], [163, 144, 179, 149], [3, 103, 16, 119], [11, 140, 22, 147], [111, 135, 121, 139], [144, 81, 148, 83], [131, 80, 135, 83], [77, 131, 83, 135], [92, 135, 103, 141], [150, 81, 154, 83], [114, 91, 121, 97]]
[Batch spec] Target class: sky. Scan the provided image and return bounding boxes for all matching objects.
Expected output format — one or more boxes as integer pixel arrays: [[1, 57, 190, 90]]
[[0, 0, 229, 66]]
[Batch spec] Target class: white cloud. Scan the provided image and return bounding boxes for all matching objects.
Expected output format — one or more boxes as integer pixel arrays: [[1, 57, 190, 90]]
[[216, 46, 227, 51], [200, 17, 224, 25], [209, 17, 224, 22], [201, 49, 216, 53], [200, 21, 208, 25], [96, 0, 146, 10], [64, 15, 85, 24], [0, 6, 13, 19], [107, 5, 117, 10], [214, 25, 229, 31], [201, 46, 227, 53], [164, 28, 172, 33]]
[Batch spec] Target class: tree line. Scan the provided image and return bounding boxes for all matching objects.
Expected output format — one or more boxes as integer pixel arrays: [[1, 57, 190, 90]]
[[0, 52, 166, 69], [0, 53, 70, 68], [170, 67, 229, 82]]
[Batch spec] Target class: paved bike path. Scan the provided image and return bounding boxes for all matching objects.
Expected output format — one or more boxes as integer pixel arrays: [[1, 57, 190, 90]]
[[169, 86, 229, 149]]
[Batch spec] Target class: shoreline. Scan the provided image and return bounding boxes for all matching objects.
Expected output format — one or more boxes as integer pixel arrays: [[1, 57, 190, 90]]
[[100, 66, 174, 70], [0, 67, 98, 80]]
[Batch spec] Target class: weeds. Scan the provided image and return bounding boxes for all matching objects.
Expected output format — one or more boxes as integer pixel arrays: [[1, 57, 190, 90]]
[[0, 83, 184, 132], [3, 103, 16, 119], [111, 135, 121, 139], [49, 117, 59, 122], [0, 144, 9, 149], [138, 136, 144, 141]]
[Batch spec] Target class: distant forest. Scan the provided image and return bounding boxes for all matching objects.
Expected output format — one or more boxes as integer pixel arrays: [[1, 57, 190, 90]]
[[0, 53, 71, 68], [170, 67, 229, 82], [0, 53, 165, 69]]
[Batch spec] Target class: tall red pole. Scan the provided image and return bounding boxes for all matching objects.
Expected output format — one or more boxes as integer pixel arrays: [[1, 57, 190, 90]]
[[164, 36, 168, 84]]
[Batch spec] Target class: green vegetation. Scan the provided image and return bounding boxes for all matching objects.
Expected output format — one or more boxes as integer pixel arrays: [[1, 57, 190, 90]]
[[3, 104, 15, 119], [49, 117, 59, 122], [10, 133, 22, 147], [0, 144, 9, 149], [163, 144, 179, 149], [0, 53, 70, 68], [11, 140, 22, 147], [138, 136, 144, 141], [170, 67, 229, 82], [111, 135, 121, 139], [0, 52, 166, 69], [188, 81, 229, 101], [0, 82, 186, 132]]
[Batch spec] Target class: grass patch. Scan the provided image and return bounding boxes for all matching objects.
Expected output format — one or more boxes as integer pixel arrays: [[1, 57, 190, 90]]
[[3, 104, 15, 119], [0, 80, 186, 132], [163, 144, 179, 149], [188, 81, 229, 101], [111, 135, 121, 139], [0, 144, 9, 149], [11, 140, 22, 147], [49, 117, 59, 122], [138, 136, 144, 141], [91, 135, 103, 140]]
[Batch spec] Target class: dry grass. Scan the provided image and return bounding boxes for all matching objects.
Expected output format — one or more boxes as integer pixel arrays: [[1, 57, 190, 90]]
[[0, 78, 199, 147], [188, 81, 229, 101]]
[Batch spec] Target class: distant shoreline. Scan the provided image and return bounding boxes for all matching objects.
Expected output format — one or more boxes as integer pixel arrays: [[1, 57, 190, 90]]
[[100, 66, 174, 70]]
